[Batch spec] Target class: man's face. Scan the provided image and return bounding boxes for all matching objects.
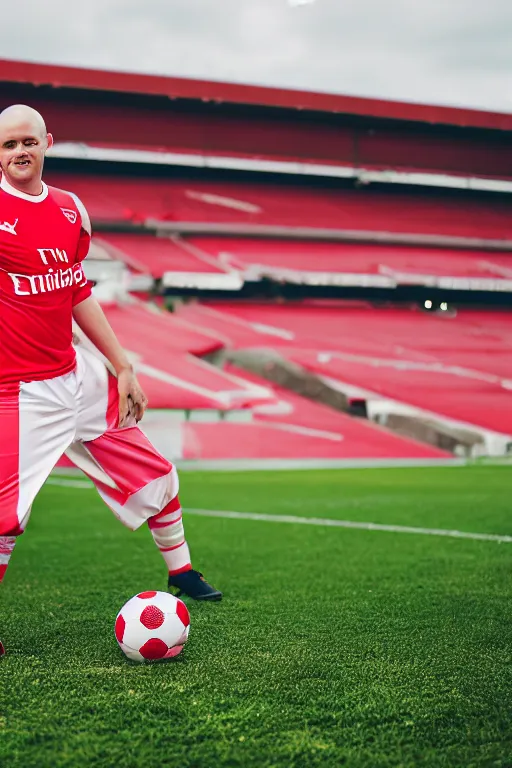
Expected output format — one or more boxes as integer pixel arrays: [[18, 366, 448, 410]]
[[0, 117, 52, 190]]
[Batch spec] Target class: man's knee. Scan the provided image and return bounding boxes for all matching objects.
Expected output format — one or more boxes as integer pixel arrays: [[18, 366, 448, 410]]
[[115, 466, 180, 530]]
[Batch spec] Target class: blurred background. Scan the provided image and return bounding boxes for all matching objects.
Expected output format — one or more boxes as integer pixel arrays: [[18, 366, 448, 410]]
[[2, 0, 511, 466]]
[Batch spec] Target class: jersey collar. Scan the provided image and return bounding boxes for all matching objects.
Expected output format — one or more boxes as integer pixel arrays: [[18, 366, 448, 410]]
[[0, 174, 48, 202]]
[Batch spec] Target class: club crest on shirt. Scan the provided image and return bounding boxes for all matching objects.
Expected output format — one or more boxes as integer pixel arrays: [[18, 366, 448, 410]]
[[61, 208, 77, 224], [0, 218, 18, 235]]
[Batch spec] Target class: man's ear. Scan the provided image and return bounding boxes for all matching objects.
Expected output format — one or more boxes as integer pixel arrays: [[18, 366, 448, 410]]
[[46, 132, 54, 151]]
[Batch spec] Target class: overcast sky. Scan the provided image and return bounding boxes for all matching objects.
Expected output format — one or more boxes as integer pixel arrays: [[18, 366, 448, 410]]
[[4, 0, 512, 113]]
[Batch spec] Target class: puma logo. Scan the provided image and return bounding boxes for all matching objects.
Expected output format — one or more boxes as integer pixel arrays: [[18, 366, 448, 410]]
[[0, 218, 18, 235]]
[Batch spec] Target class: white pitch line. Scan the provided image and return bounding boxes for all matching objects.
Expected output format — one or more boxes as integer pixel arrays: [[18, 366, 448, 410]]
[[45, 478, 512, 544], [186, 509, 512, 543]]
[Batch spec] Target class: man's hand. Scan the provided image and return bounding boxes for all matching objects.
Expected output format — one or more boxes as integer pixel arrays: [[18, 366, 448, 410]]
[[117, 367, 148, 427]]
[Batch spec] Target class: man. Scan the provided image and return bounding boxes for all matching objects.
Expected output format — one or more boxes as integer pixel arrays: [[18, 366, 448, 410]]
[[0, 105, 222, 658]]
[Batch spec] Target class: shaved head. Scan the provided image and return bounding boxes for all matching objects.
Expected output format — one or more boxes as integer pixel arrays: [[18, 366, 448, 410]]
[[0, 104, 52, 195], [0, 104, 47, 138]]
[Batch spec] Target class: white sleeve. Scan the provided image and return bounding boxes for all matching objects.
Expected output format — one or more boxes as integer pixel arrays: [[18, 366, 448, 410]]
[[70, 192, 91, 235]]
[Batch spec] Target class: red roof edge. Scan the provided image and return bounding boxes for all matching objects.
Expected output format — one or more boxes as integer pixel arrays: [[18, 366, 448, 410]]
[[1, 57, 512, 132]]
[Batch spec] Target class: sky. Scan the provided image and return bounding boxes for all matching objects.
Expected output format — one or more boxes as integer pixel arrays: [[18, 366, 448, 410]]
[[3, 0, 512, 113]]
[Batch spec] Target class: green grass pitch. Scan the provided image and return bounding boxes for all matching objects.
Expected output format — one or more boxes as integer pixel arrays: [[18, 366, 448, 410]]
[[1, 466, 511, 767]]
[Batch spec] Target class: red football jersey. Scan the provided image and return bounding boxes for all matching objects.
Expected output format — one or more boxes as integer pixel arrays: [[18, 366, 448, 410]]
[[0, 176, 92, 387]]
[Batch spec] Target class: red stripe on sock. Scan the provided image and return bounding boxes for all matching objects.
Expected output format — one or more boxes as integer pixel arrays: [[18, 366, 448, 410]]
[[0, 564, 7, 583], [147, 496, 182, 529], [148, 514, 182, 531], [159, 540, 185, 553], [168, 564, 192, 576]]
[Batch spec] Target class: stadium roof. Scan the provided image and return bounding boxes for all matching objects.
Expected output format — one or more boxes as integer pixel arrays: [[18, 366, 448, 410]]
[[1, 57, 512, 132]]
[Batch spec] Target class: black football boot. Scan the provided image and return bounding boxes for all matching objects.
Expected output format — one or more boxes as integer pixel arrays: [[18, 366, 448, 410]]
[[168, 570, 222, 601]]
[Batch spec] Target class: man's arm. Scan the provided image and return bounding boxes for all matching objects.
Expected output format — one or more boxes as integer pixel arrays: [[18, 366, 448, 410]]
[[73, 296, 148, 426]]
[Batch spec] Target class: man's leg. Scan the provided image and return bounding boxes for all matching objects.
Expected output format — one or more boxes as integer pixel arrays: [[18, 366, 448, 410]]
[[0, 377, 77, 655], [68, 346, 222, 600], [67, 430, 222, 600]]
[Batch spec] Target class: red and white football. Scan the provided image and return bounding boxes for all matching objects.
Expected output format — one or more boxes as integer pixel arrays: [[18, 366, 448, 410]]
[[115, 591, 190, 662]]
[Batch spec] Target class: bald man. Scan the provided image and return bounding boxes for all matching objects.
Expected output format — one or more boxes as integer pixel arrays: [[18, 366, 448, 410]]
[[0, 106, 222, 657]]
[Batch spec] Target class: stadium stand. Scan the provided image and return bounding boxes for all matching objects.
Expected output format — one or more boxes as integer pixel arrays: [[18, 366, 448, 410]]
[[90, 233, 512, 291], [3, 59, 511, 462], [173, 302, 512, 449], [186, 238, 512, 290], [4, 58, 512, 174], [181, 412, 449, 461], [44, 172, 512, 241], [96, 234, 229, 279]]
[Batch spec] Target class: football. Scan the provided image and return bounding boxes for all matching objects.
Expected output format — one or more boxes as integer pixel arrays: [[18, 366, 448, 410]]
[[115, 591, 190, 662]]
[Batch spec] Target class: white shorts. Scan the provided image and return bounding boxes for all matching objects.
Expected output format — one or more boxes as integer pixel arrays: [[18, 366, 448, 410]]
[[0, 346, 178, 537]]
